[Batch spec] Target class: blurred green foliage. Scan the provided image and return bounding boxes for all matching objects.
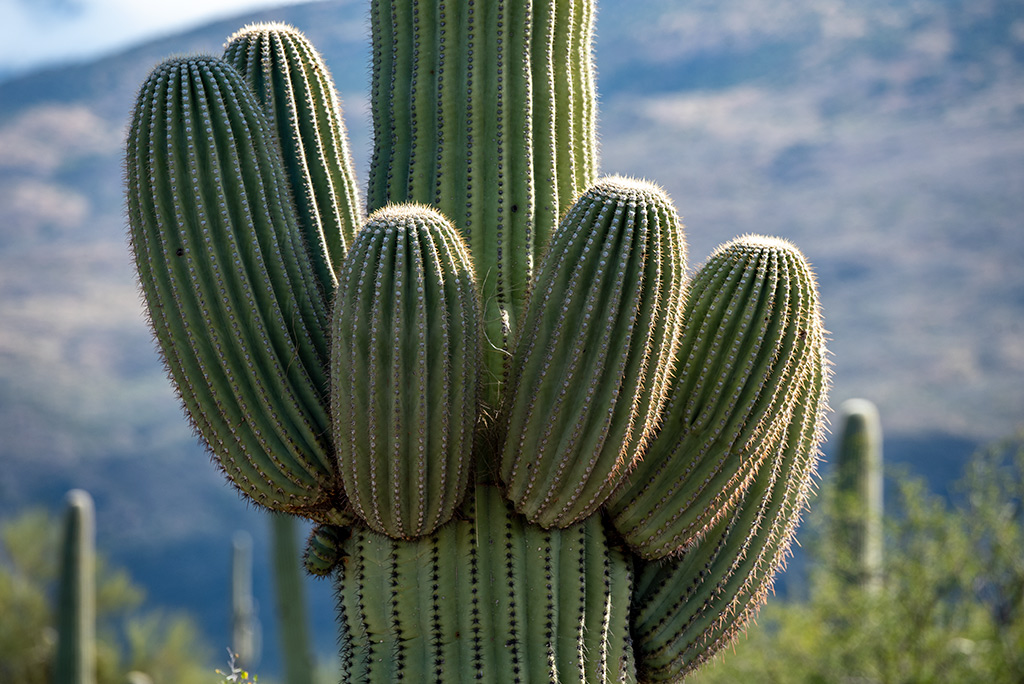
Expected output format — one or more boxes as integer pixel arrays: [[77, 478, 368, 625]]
[[0, 508, 212, 684], [690, 431, 1024, 684]]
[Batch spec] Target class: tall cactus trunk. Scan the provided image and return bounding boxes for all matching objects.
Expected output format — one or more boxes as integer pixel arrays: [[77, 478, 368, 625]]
[[54, 489, 96, 684], [366, 0, 598, 407], [835, 398, 884, 593]]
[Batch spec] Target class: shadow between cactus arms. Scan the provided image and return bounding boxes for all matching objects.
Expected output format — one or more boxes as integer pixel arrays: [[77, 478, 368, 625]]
[[124, 1, 830, 681]]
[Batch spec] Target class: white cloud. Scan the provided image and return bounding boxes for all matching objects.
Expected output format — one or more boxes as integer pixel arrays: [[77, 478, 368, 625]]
[[0, 0, 307, 77]]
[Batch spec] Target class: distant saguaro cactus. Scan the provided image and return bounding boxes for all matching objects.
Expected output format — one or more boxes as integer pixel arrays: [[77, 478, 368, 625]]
[[270, 514, 316, 684], [231, 532, 260, 670], [835, 398, 884, 592], [54, 489, 96, 684], [126, 2, 831, 680]]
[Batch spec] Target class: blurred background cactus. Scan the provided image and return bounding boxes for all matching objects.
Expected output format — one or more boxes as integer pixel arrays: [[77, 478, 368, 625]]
[[54, 489, 96, 684], [124, 1, 830, 681], [230, 532, 260, 672], [834, 398, 885, 593]]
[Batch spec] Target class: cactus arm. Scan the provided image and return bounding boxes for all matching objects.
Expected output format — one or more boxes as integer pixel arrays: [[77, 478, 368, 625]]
[[331, 205, 480, 538], [54, 490, 96, 684], [631, 340, 827, 681], [608, 236, 825, 559], [500, 176, 687, 528], [126, 57, 340, 515], [224, 23, 363, 289]]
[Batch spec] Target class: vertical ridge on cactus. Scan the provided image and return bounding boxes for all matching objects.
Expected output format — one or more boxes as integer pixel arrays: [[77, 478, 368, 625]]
[[331, 205, 480, 538], [126, 56, 339, 515], [224, 23, 363, 290], [366, 0, 598, 404], [607, 235, 826, 560], [500, 176, 687, 529]]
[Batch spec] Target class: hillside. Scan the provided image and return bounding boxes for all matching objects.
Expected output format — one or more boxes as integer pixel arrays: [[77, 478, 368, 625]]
[[1, 0, 1022, 673]]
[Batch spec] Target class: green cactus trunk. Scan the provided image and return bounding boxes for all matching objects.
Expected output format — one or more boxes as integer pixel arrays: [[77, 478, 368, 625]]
[[834, 398, 884, 592], [54, 489, 96, 684], [334, 485, 635, 682], [126, 1, 832, 681], [366, 0, 598, 406]]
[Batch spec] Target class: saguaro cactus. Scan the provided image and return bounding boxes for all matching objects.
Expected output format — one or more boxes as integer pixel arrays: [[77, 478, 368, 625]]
[[231, 532, 260, 670], [54, 489, 96, 684], [126, 3, 830, 681], [834, 398, 884, 592]]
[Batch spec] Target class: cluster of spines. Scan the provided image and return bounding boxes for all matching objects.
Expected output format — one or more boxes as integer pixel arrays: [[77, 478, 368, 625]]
[[366, 0, 598, 405], [125, 56, 339, 516], [334, 485, 635, 682], [330, 205, 480, 539], [223, 23, 363, 291], [608, 235, 826, 560], [500, 176, 687, 529]]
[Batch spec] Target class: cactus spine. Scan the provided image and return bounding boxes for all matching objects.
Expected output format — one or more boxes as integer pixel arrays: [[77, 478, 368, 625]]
[[835, 398, 884, 592], [54, 489, 96, 684], [126, 2, 831, 681]]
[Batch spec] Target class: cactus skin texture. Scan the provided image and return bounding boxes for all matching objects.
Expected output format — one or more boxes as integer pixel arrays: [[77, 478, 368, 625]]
[[835, 398, 884, 592], [126, 3, 830, 682], [54, 489, 96, 684], [607, 236, 827, 561]]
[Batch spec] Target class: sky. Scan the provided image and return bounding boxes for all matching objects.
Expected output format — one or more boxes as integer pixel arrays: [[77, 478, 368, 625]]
[[0, 0, 309, 80]]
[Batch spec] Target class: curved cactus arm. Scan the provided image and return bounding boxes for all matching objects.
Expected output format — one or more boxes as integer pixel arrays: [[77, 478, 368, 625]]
[[224, 22, 363, 290], [608, 236, 826, 560], [331, 204, 481, 538], [126, 56, 342, 517], [334, 484, 636, 682], [630, 338, 828, 681], [366, 0, 599, 405], [499, 176, 687, 529]]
